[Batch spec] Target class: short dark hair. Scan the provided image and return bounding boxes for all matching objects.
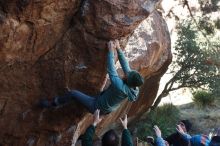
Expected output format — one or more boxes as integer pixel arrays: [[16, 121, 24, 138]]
[[102, 129, 119, 146], [180, 120, 192, 132], [210, 136, 220, 146], [127, 70, 144, 87]]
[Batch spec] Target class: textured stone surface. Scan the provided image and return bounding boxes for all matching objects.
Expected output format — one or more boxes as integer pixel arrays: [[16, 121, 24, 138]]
[[0, 0, 80, 62], [0, 0, 170, 145], [82, 11, 172, 137]]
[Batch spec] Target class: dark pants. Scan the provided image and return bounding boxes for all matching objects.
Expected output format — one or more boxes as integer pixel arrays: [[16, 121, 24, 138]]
[[54, 90, 97, 113]]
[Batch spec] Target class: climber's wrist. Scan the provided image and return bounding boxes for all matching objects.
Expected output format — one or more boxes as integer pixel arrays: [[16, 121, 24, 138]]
[[116, 47, 121, 51], [92, 122, 98, 127]]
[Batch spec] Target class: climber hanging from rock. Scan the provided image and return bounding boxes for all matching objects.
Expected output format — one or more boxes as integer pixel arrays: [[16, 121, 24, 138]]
[[39, 40, 144, 115]]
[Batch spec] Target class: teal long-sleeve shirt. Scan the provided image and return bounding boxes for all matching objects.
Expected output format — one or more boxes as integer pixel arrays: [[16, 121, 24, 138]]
[[82, 125, 134, 146], [96, 49, 139, 114]]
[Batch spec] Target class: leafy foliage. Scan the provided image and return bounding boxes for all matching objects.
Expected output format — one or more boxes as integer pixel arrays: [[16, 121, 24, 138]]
[[215, 19, 220, 29], [173, 21, 218, 89], [136, 104, 180, 140], [198, 17, 215, 35], [198, 0, 219, 13], [152, 18, 220, 108], [207, 47, 220, 98], [192, 90, 215, 108]]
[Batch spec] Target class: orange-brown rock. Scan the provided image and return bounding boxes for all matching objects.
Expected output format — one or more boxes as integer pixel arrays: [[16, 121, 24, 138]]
[[0, 0, 171, 145], [77, 11, 172, 139]]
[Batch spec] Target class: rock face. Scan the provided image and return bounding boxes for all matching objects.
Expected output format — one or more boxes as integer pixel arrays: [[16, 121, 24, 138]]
[[0, 0, 171, 145]]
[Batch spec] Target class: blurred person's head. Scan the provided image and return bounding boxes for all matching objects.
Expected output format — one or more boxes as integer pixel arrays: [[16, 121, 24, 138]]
[[209, 135, 220, 146], [146, 136, 155, 145], [179, 120, 192, 132], [102, 129, 119, 146]]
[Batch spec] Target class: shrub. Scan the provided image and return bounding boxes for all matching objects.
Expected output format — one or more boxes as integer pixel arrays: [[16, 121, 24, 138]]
[[192, 90, 215, 108], [136, 103, 180, 140]]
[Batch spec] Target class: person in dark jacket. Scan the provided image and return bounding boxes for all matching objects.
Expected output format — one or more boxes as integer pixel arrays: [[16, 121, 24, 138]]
[[165, 120, 192, 146], [119, 114, 134, 146], [210, 128, 220, 146], [209, 136, 220, 146], [39, 40, 144, 115], [81, 109, 134, 146]]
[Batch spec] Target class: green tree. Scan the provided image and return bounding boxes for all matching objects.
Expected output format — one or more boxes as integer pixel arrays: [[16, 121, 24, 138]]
[[152, 20, 220, 109], [192, 90, 215, 108], [136, 104, 180, 140]]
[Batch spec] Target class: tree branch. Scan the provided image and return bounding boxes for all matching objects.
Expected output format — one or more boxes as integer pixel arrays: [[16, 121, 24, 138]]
[[183, 0, 211, 44]]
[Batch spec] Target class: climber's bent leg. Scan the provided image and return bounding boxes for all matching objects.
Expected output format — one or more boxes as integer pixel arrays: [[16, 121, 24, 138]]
[[54, 90, 97, 113]]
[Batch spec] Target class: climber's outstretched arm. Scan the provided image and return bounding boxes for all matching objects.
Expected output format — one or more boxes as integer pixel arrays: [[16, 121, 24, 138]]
[[115, 40, 131, 76], [107, 41, 124, 89]]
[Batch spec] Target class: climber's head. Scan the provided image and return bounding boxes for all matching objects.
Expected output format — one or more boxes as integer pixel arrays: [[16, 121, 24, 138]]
[[126, 70, 144, 87], [102, 129, 119, 146]]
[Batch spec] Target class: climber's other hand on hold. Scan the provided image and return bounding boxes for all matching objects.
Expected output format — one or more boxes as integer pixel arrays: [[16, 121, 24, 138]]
[[115, 39, 121, 51], [107, 40, 115, 52]]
